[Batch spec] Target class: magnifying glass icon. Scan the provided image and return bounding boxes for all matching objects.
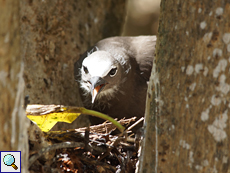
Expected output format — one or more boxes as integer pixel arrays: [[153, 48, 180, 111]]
[[3, 154, 18, 170]]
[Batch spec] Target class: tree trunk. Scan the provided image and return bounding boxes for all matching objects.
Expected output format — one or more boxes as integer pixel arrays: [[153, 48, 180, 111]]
[[139, 1, 230, 173], [20, 0, 126, 130], [0, 0, 29, 172]]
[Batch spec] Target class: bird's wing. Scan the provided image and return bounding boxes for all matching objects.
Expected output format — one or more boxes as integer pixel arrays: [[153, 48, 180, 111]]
[[129, 36, 156, 81]]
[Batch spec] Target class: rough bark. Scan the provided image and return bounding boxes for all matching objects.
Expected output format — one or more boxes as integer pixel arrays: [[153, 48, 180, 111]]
[[139, 1, 230, 173], [20, 0, 126, 130], [0, 0, 29, 172]]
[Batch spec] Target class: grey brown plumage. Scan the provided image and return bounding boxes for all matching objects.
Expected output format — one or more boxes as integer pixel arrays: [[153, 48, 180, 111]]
[[74, 36, 156, 127]]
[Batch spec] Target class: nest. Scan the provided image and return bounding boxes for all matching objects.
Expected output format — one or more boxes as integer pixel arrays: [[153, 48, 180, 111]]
[[29, 117, 144, 173]]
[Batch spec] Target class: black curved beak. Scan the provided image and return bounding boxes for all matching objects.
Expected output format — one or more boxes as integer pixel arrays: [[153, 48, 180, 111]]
[[89, 76, 108, 103]]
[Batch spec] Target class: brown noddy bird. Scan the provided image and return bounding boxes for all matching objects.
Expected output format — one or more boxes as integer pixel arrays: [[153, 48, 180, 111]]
[[74, 36, 157, 128]]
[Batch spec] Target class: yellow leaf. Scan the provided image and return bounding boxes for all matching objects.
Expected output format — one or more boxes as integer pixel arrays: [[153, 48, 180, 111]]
[[26, 105, 124, 132], [27, 107, 81, 132]]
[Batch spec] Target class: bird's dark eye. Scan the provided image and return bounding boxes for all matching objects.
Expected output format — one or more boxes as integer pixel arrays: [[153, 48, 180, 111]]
[[109, 67, 117, 77], [83, 66, 89, 74]]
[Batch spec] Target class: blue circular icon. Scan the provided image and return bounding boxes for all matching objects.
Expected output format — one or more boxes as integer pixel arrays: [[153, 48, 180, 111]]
[[3, 154, 14, 165]]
